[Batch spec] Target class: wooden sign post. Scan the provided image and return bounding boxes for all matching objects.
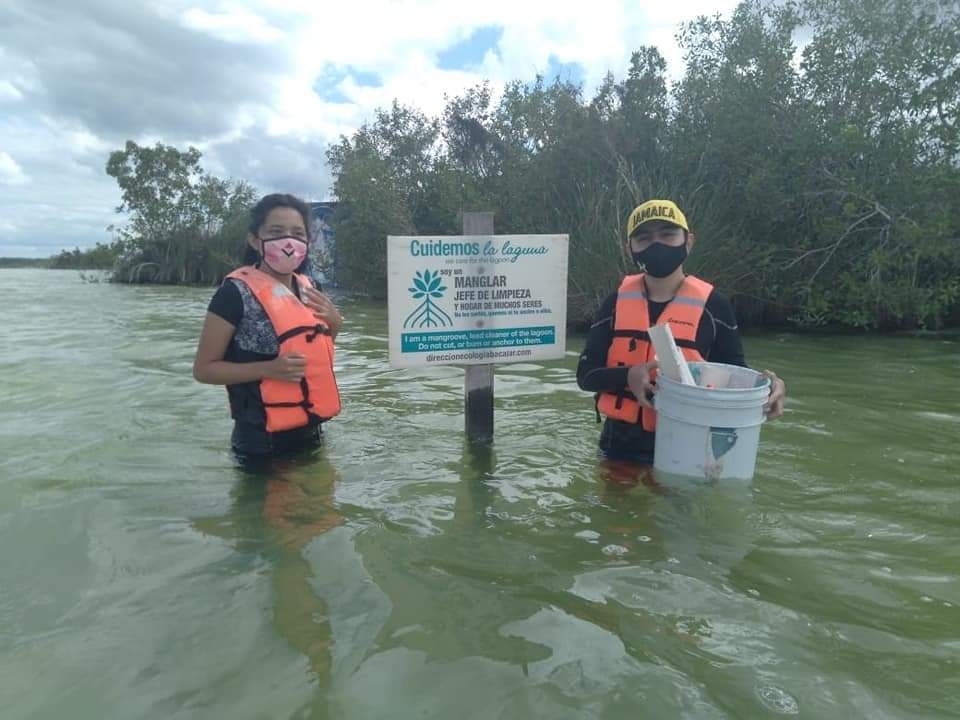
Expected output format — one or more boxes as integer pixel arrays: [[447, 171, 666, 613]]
[[462, 212, 495, 442]]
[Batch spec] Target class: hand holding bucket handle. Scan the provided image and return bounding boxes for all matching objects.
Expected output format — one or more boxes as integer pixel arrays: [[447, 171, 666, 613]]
[[627, 361, 659, 409], [761, 369, 786, 420]]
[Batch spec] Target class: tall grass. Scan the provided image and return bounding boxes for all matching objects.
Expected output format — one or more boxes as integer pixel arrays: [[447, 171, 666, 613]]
[[112, 206, 250, 285]]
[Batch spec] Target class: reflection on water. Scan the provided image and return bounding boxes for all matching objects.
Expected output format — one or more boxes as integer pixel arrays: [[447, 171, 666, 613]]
[[192, 446, 342, 693], [1, 270, 959, 719]]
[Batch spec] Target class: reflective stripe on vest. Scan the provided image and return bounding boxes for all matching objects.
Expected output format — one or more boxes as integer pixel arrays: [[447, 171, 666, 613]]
[[226, 266, 341, 432], [596, 274, 712, 431]]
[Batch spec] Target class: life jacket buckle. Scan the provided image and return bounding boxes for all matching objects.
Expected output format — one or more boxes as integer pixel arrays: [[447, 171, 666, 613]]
[[305, 324, 327, 342]]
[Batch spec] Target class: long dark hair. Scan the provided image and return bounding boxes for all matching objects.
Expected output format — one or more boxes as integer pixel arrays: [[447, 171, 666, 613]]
[[243, 193, 313, 273]]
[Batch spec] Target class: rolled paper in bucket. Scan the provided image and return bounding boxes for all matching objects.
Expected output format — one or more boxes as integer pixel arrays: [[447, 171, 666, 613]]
[[648, 323, 695, 385]]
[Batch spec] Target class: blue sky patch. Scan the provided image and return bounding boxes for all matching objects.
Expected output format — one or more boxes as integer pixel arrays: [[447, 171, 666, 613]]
[[313, 65, 383, 103], [438, 25, 503, 70], [543, 56, 585, 86], [350, 69, 381, 88]]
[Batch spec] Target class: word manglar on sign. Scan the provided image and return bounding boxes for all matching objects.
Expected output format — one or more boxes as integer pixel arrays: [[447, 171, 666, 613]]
[[387, 235, 569, 368]]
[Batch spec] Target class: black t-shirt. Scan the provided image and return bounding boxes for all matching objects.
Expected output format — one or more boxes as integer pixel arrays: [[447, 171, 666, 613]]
[[575, 276, 746, 462], [208, 279, 246, 327]]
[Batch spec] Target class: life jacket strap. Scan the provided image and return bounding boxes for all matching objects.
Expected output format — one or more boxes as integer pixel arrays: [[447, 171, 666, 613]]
[[276, 323, 331, 344]]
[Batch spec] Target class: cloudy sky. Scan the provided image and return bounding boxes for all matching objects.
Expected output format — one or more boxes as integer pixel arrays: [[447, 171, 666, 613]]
[[0, 0, 739, 258]]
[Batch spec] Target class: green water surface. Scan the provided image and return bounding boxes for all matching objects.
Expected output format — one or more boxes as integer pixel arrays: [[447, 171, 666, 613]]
[[1, 269, 958, 719]]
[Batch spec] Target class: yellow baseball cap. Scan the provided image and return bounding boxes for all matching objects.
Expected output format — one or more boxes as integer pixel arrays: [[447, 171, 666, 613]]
[[626, 199, 689, 238]]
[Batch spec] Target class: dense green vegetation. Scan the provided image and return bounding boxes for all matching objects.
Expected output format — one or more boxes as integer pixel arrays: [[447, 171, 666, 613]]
[[328, 0, 960, 329], [104, 141, 256, 284]]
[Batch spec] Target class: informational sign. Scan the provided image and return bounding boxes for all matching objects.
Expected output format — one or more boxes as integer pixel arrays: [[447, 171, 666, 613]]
[[387, 234, 569, 368]]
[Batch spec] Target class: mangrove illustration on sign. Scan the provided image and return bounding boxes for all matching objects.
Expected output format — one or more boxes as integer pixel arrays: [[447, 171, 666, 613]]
[[404, 269, 452, 329]]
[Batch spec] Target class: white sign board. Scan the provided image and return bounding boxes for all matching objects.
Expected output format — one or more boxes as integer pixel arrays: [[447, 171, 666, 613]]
[[388, 234, 569, 368]]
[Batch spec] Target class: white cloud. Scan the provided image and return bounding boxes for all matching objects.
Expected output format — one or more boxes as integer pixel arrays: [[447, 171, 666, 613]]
[[180, 6, 285, 44], [0, 0, 744, 256], [0, 81, 23, 102], [257, 0, 742, 138], [0, 152, 29, 185]]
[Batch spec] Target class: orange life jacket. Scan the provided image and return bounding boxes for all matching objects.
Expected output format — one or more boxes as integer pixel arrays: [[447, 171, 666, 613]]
[[596, 274, 713, 431], [226, 266, 341, 432]]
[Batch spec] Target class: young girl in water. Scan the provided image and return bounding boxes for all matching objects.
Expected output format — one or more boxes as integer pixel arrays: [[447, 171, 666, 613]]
[[193, 193, 343, 457]]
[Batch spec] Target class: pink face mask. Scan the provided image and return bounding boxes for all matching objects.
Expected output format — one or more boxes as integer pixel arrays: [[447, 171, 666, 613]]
[[261, 236, 307, 275]]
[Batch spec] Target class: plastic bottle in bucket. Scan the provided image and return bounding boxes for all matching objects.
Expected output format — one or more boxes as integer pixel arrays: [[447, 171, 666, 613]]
[[653, 362, 770, 481]]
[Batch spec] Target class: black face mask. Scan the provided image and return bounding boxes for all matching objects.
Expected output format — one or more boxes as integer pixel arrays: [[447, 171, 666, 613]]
[[633, 241, 688, 277]]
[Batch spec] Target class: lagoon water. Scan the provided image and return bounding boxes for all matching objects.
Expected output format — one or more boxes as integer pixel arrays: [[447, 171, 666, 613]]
[[1, 269, 958, 719]]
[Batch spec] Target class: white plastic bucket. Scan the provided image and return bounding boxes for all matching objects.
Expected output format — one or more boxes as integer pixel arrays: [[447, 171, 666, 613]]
[[653, 362, 770, 481]]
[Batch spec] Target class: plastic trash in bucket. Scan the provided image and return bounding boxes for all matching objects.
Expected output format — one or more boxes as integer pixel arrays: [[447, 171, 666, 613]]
[[653, 362, 770, 481]]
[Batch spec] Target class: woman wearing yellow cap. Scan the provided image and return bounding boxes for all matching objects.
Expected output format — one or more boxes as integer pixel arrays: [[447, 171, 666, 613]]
[[576, 199, 786, 467]]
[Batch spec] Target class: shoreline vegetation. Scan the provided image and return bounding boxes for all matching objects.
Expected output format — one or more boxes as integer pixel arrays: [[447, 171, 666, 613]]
[[13, 0, 960, 331], [0, 258, 49, 268]]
